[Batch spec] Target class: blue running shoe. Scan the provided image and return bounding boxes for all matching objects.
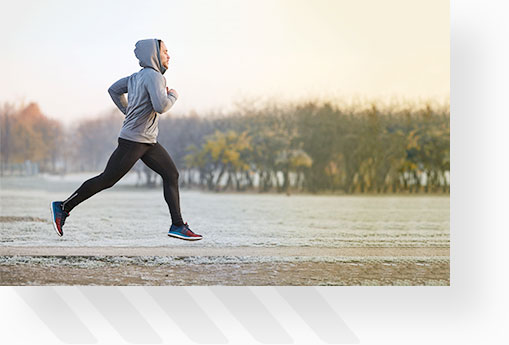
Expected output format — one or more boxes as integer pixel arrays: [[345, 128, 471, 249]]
[[168, 222, 202, 241], [50, 201, 70, 237]]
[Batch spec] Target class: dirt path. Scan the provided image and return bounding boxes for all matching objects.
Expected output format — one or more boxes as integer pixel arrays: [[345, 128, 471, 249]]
[[0, 245, 449, 286], [0, 260, 449, 286]]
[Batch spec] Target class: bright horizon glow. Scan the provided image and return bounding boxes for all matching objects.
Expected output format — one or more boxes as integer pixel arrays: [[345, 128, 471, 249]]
[[0, 0, 449, 126]]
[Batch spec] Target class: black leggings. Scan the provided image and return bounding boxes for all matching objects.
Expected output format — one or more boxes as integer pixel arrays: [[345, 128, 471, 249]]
[[62, 137, 184, 226]]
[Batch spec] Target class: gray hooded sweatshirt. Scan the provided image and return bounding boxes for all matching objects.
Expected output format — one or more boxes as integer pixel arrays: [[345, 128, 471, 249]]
[[108, 38, 178, 144]]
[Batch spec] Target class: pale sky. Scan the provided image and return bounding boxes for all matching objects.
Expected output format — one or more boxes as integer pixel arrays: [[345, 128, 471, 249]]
[[0, 0, 449, 125]]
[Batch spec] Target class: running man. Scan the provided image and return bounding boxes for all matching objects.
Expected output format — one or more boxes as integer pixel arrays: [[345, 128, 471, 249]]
[[50, 38, 202, 241]]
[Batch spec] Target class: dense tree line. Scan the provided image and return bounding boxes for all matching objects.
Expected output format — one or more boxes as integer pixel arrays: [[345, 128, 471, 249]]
[[0, 99, 449, 194]]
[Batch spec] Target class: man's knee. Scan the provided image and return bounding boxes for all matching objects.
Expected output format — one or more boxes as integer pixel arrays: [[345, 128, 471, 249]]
[[162, 171, 179, 182]]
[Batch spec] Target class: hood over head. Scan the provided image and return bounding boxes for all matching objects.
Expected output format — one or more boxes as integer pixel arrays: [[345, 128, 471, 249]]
[[134, 38, 167, 74]]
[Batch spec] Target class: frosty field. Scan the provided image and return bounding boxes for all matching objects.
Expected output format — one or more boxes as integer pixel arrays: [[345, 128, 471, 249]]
[[0, 173, 449, 285]]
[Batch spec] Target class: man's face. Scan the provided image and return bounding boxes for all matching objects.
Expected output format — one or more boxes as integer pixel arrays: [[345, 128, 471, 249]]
[[159, 41, 170, 69]]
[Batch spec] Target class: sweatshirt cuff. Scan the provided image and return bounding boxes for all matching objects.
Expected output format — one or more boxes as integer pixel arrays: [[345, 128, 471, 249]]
[[168, 92, 178, 101]]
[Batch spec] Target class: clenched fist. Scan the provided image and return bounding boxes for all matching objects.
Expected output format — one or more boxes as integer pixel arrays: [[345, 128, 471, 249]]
[[166, 87, 178, 98]]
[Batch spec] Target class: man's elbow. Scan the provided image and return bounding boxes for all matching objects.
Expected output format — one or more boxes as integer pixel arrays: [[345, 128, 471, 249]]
[[107, 88, 115, 99]]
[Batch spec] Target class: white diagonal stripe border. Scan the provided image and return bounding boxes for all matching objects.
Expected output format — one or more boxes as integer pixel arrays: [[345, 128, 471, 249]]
[[12, 286, 359, 344]]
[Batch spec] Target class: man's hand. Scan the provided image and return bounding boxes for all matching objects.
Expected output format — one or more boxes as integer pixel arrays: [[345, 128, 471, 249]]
[[166, 87, 178, 98]]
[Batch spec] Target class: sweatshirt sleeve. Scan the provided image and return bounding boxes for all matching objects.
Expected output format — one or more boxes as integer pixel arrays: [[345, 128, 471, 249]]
[[108, 76, 129, 115], [145, 72, 178, 114]]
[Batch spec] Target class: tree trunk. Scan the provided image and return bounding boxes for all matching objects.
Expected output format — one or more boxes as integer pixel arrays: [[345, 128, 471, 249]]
[[282, 168, 289, 193], [245, 171, 253, 188]]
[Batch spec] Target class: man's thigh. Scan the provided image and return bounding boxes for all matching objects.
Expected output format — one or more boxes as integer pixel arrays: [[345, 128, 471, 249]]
[[140, 142, 178, 178], [102, 139, 151, 180]]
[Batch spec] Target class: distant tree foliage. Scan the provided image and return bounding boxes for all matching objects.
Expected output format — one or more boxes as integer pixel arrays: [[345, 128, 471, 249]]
[[0, 102, 64, 174], [0, 98, 449, 194]]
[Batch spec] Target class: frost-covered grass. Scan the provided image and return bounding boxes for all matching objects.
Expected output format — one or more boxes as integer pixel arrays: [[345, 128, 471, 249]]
[[0, 174, 450, 248]]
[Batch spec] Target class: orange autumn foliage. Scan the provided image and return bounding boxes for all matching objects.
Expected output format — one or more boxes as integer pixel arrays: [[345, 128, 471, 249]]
[[1, 102, 63, 169]]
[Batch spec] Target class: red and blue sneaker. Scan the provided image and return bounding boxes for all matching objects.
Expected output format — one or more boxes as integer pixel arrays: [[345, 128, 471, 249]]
[[168, 222, 202, 241], [50, 201, 70, 237]]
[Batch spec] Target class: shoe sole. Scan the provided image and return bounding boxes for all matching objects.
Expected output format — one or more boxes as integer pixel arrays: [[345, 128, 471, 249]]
[[168, 233, 202, 241], [49, 201, 63, 237]]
